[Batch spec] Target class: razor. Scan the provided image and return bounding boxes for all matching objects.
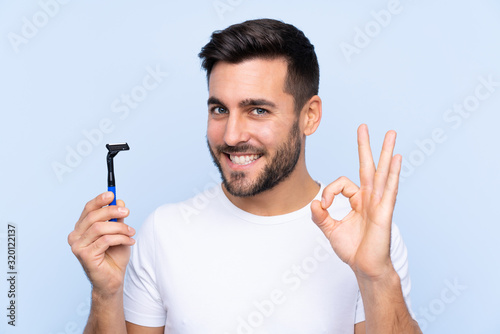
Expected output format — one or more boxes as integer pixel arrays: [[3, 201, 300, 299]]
[[106, 143, 130, 221]]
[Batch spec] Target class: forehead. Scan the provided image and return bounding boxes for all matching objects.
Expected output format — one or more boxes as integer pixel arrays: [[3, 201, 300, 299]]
[[208, 58, 290, 103]]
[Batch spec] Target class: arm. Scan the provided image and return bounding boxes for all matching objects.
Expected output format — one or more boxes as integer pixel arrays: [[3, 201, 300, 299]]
[[311, 124, 421, 333], [85, 288, 126, 334], [68, 192, 134, 334], [126, 322, 164, 333], [355, 322, 366, 334], [356, 270, 420, 333], [353, 271, 419, 334], [85, 289, 164, 334]]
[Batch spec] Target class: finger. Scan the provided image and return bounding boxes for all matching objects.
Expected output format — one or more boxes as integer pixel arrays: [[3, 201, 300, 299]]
[[380, 154, 402, 212], [71, 192, 115, 244], [76, 221, 135, 248], [116, 199, 126, 223], [373, 130, 397, 198], [321, 176, 359, 209], [311, 199, 329, 225], [74, 205, 130, 237], [91, 234, 136, 257], [311, 200, 339, 237], [357, 124, 376, 190], [77, 192, 115, 223]]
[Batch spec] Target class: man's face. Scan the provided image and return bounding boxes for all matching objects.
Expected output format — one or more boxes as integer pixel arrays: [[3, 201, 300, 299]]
[[206, 58, 303, 197]]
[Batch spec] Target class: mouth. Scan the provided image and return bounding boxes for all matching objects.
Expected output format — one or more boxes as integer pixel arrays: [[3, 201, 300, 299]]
[[225, 153, 262, 166]]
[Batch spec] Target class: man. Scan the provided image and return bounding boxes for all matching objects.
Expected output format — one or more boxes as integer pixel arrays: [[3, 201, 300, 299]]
[[68, 19, 422, 333]]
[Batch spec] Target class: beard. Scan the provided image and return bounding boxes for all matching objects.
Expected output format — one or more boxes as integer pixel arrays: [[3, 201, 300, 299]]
[[207, 120, 302, 197]]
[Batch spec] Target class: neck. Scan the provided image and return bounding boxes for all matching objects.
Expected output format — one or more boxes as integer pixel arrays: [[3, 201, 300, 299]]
[[222, 162, 320, 216]]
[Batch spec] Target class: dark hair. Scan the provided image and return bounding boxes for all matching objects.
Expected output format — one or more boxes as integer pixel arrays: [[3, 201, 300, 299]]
[[198, 18, 319, 114]]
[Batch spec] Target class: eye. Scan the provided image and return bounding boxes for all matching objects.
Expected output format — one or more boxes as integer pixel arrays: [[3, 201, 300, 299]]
[[251, 108, 268, 116], [211, 106, 228, 115]]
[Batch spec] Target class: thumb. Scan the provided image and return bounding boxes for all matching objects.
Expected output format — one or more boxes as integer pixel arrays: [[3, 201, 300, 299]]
[[311, 199, 331, 230]]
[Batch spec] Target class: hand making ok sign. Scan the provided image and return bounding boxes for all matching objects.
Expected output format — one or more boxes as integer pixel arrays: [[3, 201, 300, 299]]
[[311, 124, 402, 280]]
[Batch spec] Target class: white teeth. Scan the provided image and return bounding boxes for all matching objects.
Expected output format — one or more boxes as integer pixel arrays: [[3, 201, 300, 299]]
[[229, 154, 260, 165]]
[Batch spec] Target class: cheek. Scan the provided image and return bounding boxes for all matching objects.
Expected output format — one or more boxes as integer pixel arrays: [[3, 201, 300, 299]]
[[207, 117, 293, 149], [246, 122, 279, 147], [206, 120, 223, 144], [255, 128, 274, 145]]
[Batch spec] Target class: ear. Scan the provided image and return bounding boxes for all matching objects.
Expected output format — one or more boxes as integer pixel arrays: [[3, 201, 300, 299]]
[[301, 95, 322, 136]]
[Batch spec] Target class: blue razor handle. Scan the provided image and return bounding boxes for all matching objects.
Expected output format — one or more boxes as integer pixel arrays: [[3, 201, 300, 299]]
[[108, 186, 117, 222]]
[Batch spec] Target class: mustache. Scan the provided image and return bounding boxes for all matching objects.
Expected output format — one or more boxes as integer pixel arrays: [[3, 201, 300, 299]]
[[215, 144, 266, 155]]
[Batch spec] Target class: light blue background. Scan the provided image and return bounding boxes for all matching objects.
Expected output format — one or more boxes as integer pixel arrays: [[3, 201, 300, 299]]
[[1, 1, 499, 333]]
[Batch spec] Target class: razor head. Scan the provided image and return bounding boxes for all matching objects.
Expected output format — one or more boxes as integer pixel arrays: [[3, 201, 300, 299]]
[[106, 143, 130, 161], [106, 143, 129, 186], [106, 143, 130, 152]]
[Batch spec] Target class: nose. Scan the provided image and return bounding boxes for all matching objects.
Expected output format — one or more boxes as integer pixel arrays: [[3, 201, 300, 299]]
[[223, 112, 250, 146]]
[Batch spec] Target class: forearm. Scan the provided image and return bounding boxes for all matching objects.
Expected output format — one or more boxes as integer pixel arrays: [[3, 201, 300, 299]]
[[357, 269, 421, 334], [84, 288, 127, 334]]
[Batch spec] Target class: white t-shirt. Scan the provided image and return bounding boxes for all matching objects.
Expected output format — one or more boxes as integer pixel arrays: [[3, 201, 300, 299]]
[[124, 183, 414, 333]]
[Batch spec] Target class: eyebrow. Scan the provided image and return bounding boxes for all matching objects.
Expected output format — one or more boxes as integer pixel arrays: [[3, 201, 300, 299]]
[[207, 97, 277, 109]]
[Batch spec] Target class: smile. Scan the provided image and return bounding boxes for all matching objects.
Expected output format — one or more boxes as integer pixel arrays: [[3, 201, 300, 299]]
[[228, 154, 261, 165]]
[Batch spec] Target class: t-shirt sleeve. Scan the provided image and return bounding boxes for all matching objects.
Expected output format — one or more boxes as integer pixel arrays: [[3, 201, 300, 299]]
[[123, 210, 167, 327], [354, 290, 365, 324], [354, 223, 416, 324]]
